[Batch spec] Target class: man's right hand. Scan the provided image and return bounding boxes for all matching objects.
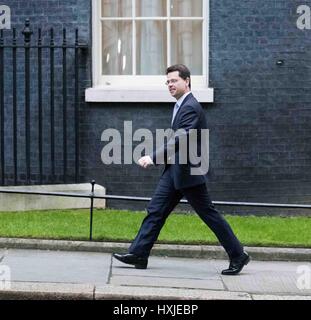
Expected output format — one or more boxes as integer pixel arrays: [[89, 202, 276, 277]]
[[138, 156, 154, 168]]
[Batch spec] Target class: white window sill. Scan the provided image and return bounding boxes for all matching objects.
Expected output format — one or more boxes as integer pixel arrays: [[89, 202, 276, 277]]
[[85, 86, 214, 103]]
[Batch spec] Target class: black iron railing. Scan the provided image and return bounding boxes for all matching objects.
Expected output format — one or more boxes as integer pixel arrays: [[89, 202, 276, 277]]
[[0, 181, 310, 241], [0, 19, 88, 186]]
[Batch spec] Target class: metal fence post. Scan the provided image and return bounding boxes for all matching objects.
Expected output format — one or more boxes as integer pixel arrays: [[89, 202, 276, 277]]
[[22, 19, 33, 185], [13, 28, 17, 185], [74, 29, 80, 183], [50, 27, 55, 183], [37, 28, 43, 184], [89, 180, 95, 241]]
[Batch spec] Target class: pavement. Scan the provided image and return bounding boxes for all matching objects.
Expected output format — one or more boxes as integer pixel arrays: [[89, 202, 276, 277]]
[[0, 238, 311, 300]]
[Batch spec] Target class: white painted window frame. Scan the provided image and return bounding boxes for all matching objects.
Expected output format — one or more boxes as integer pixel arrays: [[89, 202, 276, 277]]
[[86, 0, 214, 102]]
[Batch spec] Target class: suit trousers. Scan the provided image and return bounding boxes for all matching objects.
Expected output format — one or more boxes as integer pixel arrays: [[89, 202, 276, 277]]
[[129, 168, 244, 260]]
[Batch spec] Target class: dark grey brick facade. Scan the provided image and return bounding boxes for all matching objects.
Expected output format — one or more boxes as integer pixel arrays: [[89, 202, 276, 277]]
[[1, 0, 91, 185], [2, 0, 311, 215]]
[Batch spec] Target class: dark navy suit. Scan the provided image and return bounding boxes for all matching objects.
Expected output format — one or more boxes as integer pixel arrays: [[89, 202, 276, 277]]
[[129, 93, 244, 260]]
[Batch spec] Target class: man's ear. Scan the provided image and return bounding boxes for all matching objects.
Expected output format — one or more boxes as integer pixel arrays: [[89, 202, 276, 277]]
[[186, 77, 190, 88]]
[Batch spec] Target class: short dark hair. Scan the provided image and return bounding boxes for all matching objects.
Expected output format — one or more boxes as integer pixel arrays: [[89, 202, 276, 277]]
[[166, 64, 191, 89]]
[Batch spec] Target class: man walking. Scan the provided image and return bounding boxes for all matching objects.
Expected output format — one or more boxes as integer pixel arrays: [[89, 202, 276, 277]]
[[113, 64, 250, 275]]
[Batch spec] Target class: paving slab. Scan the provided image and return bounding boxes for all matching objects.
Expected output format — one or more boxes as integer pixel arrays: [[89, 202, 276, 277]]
[[1, 249, 111, 286], [112, 256, 224, 290], [0, 281, 94, 300], [220, 260, 311, 295], [95, 285, 252, 300], [252, 294, 311, 300], [112, 256, 221, 278], [110, 275, 224, 291], [223, 274, 303, 294]]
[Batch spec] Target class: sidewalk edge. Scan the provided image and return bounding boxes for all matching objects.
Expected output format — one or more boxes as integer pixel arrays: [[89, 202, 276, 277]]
[[0, 237, 310, 262]]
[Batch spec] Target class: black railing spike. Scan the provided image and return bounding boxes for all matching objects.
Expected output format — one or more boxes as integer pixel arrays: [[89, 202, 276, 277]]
[[22, 19, 33, 44], [38, 28, 42, 44], [91, 180, 96, 190], [75, 28, 79, 45], [0, 30, 4, 46], [12, 28, 16, 43], [62, 28, 66, 45], [50, 28, 54, 44]]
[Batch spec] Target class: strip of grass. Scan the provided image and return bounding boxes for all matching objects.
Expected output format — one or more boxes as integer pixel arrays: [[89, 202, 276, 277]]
[[0, 209, 310, 248]]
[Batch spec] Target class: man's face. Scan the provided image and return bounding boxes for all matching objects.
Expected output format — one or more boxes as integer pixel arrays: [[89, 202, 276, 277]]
[[166, 71, 190, 100]]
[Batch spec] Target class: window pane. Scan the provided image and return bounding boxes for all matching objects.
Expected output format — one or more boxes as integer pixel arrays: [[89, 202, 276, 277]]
[[171, 0, 203, 17], [136, 0, 166, 17], [102, 21, 132, 75], [101, 0, 132, 17], [171, 21, 202, 75], [136, 21, 167, 75]]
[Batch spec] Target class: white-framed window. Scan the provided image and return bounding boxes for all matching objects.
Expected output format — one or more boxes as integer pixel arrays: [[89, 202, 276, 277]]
[[86, 0, 213, 102]]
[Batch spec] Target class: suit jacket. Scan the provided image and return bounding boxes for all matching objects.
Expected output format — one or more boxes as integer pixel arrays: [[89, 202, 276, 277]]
[[152, 93, 208, 190]]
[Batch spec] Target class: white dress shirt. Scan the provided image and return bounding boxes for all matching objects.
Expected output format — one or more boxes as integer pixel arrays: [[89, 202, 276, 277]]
[[171, 91, 191, 125]]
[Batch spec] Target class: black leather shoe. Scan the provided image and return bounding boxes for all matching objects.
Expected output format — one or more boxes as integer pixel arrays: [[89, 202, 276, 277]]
[[221, 252, 250, 275], [113, 253, 148, 269]]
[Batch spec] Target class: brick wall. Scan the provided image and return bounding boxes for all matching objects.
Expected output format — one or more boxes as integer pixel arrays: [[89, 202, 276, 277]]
[[2, 1, 311, 215], [207, 0, 311, 214]]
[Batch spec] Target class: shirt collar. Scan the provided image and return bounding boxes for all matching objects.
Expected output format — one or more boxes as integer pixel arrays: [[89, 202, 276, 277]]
[[176, 91, 191, 107]]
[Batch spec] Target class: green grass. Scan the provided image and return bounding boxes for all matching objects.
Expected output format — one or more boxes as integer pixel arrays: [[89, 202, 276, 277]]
[[0, 209, 310, 248]]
